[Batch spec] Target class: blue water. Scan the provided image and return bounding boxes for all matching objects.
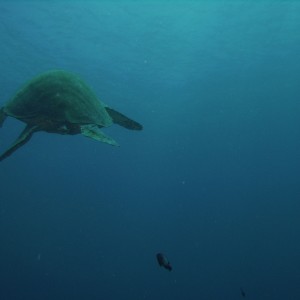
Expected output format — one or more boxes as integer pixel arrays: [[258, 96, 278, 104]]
[[0, 1, 300, 299]]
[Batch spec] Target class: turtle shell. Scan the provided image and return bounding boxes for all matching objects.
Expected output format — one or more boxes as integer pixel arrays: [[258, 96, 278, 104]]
[[4, 70, 113, 127]]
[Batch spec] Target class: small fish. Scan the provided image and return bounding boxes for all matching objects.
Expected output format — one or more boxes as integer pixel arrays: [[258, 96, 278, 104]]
[[240, 287, 246, 298], [156, 253, 172, 271]]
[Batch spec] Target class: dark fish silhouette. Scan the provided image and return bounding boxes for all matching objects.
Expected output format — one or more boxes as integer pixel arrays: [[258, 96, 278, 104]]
[[156, 253, 172, 271], [240, 287, 246, 297]]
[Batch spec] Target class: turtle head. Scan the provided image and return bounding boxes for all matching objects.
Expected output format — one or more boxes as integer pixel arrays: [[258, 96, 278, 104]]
[[42, 121, 81, 135]]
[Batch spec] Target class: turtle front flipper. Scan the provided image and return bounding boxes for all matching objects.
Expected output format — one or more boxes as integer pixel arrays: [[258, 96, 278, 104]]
[[105, 107, 143, 130], [81, 124, 119, 146], [0, 125, 39, 162], [0, 107, 7, 127]]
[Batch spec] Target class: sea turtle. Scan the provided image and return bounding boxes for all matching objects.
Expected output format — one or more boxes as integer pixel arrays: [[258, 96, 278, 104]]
[[0, 70, 142, 161]]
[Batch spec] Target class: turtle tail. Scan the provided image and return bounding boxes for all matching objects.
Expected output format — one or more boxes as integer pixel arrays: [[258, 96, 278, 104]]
[[105, 107, 143, 130], [0, 107, 7, 127]]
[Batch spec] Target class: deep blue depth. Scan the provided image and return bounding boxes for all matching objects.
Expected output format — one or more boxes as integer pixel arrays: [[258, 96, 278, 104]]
[[0, 2, 300, 299]]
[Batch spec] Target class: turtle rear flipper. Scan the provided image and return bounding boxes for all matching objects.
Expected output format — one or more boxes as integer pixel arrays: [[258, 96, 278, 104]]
[[105, 107, 143, 130], [0, 125, 39, 161], [81, 124, 119, 146], [0, 107, 7, 127]]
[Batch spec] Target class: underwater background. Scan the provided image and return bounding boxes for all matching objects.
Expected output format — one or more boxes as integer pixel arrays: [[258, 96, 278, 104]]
[[0, 1, 300, 299]]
